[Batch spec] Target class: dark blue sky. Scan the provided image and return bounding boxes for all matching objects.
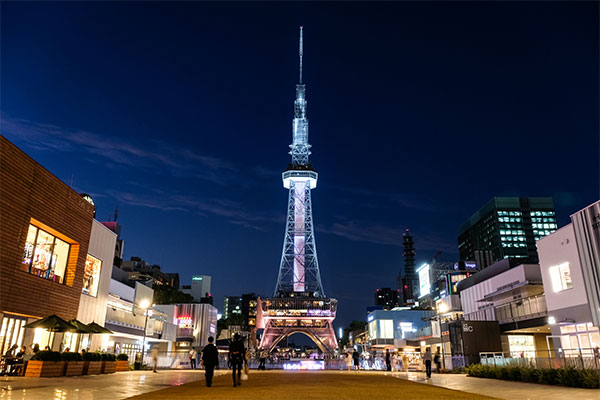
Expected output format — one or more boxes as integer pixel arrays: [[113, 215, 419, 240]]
[[2, 2, 598, 330]]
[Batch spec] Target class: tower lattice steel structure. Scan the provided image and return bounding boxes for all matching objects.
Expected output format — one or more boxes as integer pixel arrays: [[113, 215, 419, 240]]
[[258, 27, 338, 355]]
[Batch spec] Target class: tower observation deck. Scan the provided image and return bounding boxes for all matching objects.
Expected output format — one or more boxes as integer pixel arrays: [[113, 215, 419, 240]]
[[257, 27, 338, 355]]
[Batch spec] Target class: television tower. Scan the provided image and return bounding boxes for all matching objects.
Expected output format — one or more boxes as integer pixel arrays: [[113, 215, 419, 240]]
[[274, 26, 324, 297], [258, 27, 337, 355]]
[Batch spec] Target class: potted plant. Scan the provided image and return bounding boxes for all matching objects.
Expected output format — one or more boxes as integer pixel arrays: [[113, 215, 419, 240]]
[[62, 352, 84, 376], [82, 351, 102, 375], [25, 351, 65, 377], [101, 353, 117, 374], [116, 353, 129, 372]]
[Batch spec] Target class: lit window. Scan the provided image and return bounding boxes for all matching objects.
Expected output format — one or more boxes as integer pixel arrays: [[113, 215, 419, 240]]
[[83, 254, 102, 297], [22, 223, 70, 284], [549, 262, 573, 292]]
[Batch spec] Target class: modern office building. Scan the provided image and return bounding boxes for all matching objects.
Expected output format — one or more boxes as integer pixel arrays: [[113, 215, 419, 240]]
[[537, 200, 600, 358], [366, 308, 435, 349], [457, 259, 552, 358], [458, 197, 557, 266], [374, 288, 400, 310], [0, 136, 95, 353], [183, 275, 211, 302], [223, 296, 243, 320]]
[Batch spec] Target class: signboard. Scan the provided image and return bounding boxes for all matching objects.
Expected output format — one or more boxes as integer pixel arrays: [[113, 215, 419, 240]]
[[417, 264, 431, 298]]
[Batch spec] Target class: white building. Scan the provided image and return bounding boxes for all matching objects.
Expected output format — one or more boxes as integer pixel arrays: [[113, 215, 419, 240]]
[[182, 275, 211, 302], [537, 200, 600, 357]]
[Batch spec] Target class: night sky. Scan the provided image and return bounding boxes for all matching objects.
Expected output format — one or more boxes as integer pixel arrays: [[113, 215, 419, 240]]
[[2, 2, 598, 331]]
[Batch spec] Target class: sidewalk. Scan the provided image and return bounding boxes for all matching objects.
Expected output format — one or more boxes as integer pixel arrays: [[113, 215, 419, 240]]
[[391, 370, 599, 400], [0, 369, 224, 400]]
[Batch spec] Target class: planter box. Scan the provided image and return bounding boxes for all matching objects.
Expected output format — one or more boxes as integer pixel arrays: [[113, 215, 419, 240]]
[[83, 361, 102, 375], [64, 361, 84, 376], [116, 360, 129, 372], [25, 361, 65, 377], [101, 361, 116, 374]]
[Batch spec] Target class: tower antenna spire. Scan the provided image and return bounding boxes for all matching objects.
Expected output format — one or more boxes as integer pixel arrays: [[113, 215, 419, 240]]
[[299, 26, 303, 84]]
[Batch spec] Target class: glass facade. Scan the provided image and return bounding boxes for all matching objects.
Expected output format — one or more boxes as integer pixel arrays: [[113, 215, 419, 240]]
[[559, 323, 600, 357], [0, 315, 27, 356], [22, 224, 70, 284], [83, 254, 102, 297]]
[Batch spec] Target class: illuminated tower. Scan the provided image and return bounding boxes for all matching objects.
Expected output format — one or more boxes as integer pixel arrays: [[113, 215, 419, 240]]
[[274, 26, 324, 297], [258, 27, 337, 355]]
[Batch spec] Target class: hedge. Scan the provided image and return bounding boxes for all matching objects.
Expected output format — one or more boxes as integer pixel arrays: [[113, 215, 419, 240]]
[[101, 353, 116, 361], [61, 352, 83, 362], [31, 350, 62, 361], [116, 353, 129, 361], [82, 352, 102, 361], [466, 364, 600, 389]]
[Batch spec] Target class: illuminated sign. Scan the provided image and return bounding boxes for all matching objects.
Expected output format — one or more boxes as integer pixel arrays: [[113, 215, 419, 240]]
[[367, 314, 374, 322], [177, 316, 193, 326], [417, 263, 431, 298], [192, 276, 203, 281], [283, 360, 325, 370]]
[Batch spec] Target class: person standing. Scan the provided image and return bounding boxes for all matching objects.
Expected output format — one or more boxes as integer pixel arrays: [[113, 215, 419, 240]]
[[228, 333, 244, 387], [201, 336, 218, 387], [345, 352, 352, 371], [391, 351, 398, 372], [189, 347, 197, 369], [385, 349, 391, 371], [423, 348, 432, 378], [434, 351, 441, 373], [352, 349, 360, 371], [401, 352, 409, 372]]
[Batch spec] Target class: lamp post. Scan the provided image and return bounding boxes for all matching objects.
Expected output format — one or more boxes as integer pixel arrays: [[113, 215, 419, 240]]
[[139, 300, 152, 368], [437, 303, 448, 371]]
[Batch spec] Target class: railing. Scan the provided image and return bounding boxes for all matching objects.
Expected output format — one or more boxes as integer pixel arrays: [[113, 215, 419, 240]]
[[494, 294, 547, 324], [479, 350, 600, 370]]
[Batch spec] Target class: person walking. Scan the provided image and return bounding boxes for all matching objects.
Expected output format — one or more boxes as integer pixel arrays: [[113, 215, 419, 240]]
[[385, 349, 391, 371], [434, 351, 441, 373], [391, 351, 398, 373], [189, 347, 197, 369], [401, 352, 409, 372], [423, 348, 432, 378], [345, 352, 352, 371], [352, 349, 360, 371], [152, 346, 159, 373], [258, 350, 266, 370], [201, 336, 218, 387], [228, 333, 244, 387]]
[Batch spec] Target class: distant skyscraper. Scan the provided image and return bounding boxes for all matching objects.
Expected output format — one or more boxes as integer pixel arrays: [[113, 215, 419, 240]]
[[398, 229, 416, 305], [375, 288, 399, 310], [191, 275, 211, 302], [458, 197, 557, 265], [223, 296, 242, 320]]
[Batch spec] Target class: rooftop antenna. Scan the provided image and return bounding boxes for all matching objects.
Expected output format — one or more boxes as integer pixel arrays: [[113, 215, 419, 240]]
[[113, 207, 119, 222], [299, 26, 303, 84]]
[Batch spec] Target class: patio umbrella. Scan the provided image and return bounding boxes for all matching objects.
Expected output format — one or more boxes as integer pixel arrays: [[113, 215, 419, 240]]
[[85, 322, 113, 352], [68, 319, 95, 352], [86, 322, 113, 334], [23, 314, 78, 348]]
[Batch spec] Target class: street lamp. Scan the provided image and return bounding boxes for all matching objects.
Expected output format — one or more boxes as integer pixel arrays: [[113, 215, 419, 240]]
[[139, 300, 153, 368], [437, 302, 449, 371]]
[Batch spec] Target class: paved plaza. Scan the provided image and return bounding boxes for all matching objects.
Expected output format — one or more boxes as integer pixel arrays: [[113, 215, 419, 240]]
[[1, 369, 598, 400]]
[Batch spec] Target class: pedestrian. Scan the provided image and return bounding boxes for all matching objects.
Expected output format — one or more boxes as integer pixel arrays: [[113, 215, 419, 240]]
[[228, 333, 244, 387], [152, 346, 159, 373], [201, 336, 219, 387], [385, 349, 391, 371], [32, 344, 40, 354], [401, 352, 409, 372], [189, 347, 197, 369], [243, 347, 250, 376], [434, 351, 441, 373], [391, 351, 398, 372], [352, 349, 360, 371], [258, 350, 266, 370], [423, 348, 432, 378], [345, 352, 352, 371]]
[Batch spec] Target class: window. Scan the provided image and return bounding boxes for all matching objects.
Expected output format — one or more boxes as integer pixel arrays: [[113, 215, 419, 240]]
[[22, 224, 70, 284], [378, 319, 394, 339], [549, 262, 573, 292], [82, 255, 102, 297]]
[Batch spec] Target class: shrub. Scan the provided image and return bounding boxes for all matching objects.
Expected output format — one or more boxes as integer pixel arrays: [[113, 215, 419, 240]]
[[116, 353, 129, 361], [580, 369, 600, 389], [61, 352, 83, 362], [31, 350, 62, 361], [100, 353, 116, 361], [538, 368, 558, 385], [82, 351, 101, 361]]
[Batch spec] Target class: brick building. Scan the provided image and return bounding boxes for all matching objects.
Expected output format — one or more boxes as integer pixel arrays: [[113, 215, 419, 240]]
[[0, 135, 95, 352]]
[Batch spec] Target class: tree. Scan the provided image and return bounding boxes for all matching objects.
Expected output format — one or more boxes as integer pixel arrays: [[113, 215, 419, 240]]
[[340, 320, 367, 347], [152, 284, 194, 304]]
